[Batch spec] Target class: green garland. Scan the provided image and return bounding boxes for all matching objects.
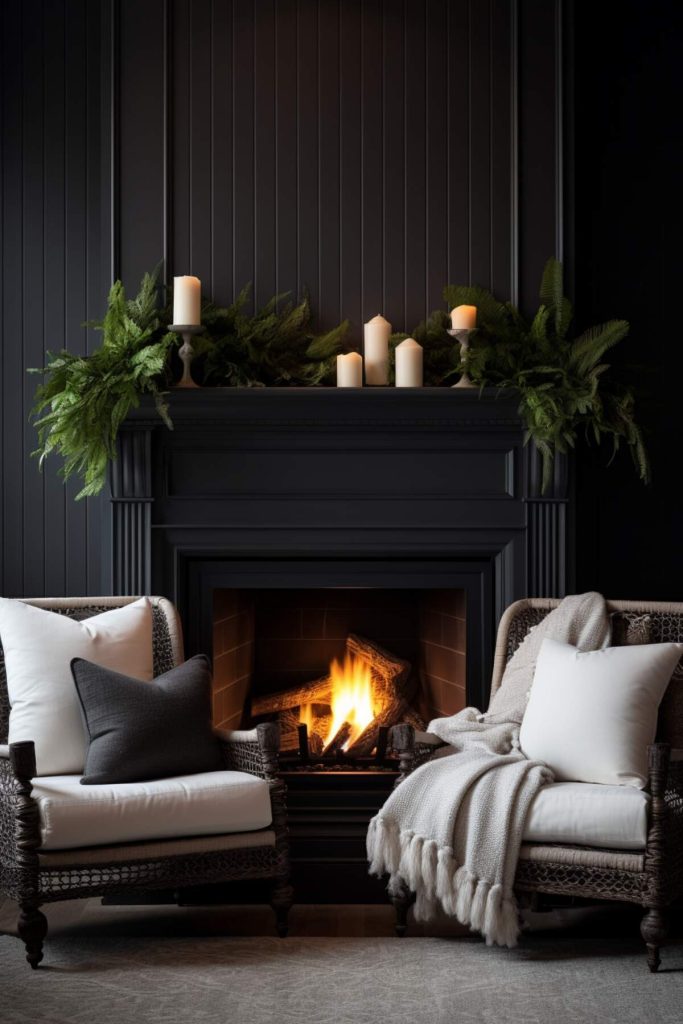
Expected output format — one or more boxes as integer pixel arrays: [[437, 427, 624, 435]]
[[30, 259, 646, 499], [30, 270, 349, 498], [390, 259, 648, 491]]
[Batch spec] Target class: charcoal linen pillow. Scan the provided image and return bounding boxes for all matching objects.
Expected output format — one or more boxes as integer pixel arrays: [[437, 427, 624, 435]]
[[71, 654, 224, 785]]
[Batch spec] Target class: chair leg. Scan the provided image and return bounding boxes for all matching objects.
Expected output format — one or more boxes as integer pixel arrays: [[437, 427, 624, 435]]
[[17, 902, 48, 970], [641, 906, 667, 973], [391, 881, 414, 938], [270, 878, 294, 938]]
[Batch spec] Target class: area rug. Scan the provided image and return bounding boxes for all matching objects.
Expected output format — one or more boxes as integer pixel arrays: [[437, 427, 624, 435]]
[[1, 932, 682, 1024]]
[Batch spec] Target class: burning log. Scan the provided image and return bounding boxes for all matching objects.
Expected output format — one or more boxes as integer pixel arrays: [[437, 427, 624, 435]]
[[346, 696, 407, 757], [323, 721, 352, 757], [308, 732, 324, 757], [346, 634, 414, 705], [251, 676, 332, 716]]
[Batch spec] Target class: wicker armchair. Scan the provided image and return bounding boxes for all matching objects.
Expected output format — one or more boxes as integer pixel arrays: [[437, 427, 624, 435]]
[[390, 598, 683, 972], [0, 597, 293, 968]]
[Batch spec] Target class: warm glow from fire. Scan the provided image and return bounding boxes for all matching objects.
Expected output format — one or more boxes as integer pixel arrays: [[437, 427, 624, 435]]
[[324, 653, 375, 749], [299, 702, 315, 732]]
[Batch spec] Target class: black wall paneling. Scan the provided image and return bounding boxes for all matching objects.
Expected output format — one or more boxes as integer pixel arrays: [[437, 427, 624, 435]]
[[1, 0, 563, 599], [0, 0, 109, 600], [142, 0, 562, 333]]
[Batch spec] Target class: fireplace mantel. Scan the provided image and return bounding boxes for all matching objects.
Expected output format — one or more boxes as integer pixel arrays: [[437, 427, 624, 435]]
[[113, 388, 570, 701]]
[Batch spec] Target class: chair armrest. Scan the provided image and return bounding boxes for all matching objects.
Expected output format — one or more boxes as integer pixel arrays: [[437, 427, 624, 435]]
[[0, 741, 42, 890], [390, 723, 446, 783], [214, 722, 280, 782]]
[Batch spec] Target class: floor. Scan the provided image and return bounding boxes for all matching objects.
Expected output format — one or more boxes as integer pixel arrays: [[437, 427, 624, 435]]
[[1, 899, 682, 1024]]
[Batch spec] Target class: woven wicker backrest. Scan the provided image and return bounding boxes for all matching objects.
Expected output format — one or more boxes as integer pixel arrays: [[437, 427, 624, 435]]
[[0, 596, 184, 745], [490, 598, 683, 748]]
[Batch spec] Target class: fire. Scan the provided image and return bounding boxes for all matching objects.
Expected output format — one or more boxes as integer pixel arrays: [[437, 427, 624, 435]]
[[324, 653, 375, 749], [299, 701, 315, 733]]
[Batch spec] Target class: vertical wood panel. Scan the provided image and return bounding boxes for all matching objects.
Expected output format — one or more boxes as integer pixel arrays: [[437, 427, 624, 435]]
[[403, 0, 427, 331], [425, 0, 448, 312], [210, 0, 232, 304], [172, 0, 191, 275], [22, 3, 46, 593], [2, 0, 25, 595], [190, 0, 213, 287], [361, 0, 383, 323], [296, 0, 318, 312], [317, 0, 341, 325], [468, 0, 492, 287], [118, 0, 165, 290], [232, 0, 255, 302], [0, 0, 565, 599], [64, 0, 88, 595], [446, 0, 470, 289], [43, 0, 67, 596], [253, 0, 276, 305], [339, 2, 362, 341], [382, 2, 405, 329], [275, 0, 298, 300]]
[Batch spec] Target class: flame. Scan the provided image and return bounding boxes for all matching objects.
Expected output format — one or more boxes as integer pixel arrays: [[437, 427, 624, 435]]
[[299, 702, 315, 732], [324, 653, 375, 749]]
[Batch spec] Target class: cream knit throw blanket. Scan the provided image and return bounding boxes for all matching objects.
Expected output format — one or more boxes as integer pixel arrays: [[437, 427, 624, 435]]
[[366, 592, 610, 947]]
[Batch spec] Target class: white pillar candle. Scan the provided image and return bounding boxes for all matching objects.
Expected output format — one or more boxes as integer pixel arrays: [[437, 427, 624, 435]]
[[336, 352, 363, 387], [450, 304, 477, 329], [173, 275, 202, 326], [363, 314, 391, 385], [395, 338, 423, 387]]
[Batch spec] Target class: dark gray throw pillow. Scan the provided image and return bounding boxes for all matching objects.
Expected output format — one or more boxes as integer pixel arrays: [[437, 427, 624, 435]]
[[71, 654, 224, 785]]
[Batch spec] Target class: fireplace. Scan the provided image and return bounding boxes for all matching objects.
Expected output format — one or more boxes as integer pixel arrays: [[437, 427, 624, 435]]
[[212, 587, 466, 757], [112, 387, 571, 899]]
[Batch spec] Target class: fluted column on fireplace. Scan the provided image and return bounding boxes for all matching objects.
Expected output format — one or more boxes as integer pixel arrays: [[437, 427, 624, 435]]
[[110, 428, 153, 595], [524, 444, 570, 598]]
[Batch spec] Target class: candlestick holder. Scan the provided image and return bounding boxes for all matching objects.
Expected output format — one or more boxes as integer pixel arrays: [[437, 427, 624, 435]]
[[171, 324, 202, 388], [448, 328, 478, 388]]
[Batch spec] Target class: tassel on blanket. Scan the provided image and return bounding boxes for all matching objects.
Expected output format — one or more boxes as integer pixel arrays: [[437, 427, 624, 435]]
[[436, 847, 457, 914], [366, 817, 521, 948], [483, 884, 519, 948]]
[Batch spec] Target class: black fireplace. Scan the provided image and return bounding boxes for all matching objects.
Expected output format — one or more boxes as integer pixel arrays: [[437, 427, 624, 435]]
[[113, 387, 571, 900]]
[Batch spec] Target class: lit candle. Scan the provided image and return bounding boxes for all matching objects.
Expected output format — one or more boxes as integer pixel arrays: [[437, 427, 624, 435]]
[[336, 352, 363, 387], [173, 276, 202, 326], [395, 338, 423, 387], [450, 304, 477, 330], [364, 314, 391, 385]]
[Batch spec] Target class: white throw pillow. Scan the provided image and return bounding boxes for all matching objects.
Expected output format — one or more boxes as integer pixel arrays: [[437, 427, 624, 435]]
[[519, 637, 682, 788], [0, 598, 153, 775]]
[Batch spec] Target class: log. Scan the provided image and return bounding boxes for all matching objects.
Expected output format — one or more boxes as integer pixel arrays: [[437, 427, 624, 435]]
[[251, 676, 332, 716], [346, 696, 407, 757], [401, 706, 427, 732], [308, 732, 324, 757], [322, 721, 352, 757], [345, 634, 414, 707], [280, 730, 301, 752]]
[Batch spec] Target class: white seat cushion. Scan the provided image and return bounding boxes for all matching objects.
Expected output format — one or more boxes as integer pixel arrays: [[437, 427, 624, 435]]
[[33, 771, 272, 851], [523, 781, 649, 851]]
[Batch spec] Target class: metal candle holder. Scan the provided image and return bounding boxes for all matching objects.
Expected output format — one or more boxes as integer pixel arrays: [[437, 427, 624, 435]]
[[171, 324, 202, 388], [448, 328, 478, 388]]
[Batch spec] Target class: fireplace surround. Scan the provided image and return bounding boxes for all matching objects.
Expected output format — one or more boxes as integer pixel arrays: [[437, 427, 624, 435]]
[[113, 387, 571, 899]]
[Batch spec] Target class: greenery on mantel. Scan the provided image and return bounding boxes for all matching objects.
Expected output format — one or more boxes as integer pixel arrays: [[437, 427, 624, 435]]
[[390, 259, 648, 491], [30, 259, 647, 499]]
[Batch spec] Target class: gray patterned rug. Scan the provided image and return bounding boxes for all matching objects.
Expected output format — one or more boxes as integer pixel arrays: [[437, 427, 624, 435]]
[[2, 931, 683, 1024]]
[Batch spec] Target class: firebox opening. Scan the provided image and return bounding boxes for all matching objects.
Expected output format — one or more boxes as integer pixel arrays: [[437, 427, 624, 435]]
[[212, 588, 467, 750]]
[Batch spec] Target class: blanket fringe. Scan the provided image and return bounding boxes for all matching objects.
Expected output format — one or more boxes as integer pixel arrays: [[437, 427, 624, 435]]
[[367, 815, 520, 948]]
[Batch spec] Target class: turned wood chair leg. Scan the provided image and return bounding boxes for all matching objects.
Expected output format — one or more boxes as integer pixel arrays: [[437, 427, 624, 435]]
[[641, 906, 667, 973], [391, 882, 415, 938], [270, 878, 294, 938], [17, 902, 48, 970]]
